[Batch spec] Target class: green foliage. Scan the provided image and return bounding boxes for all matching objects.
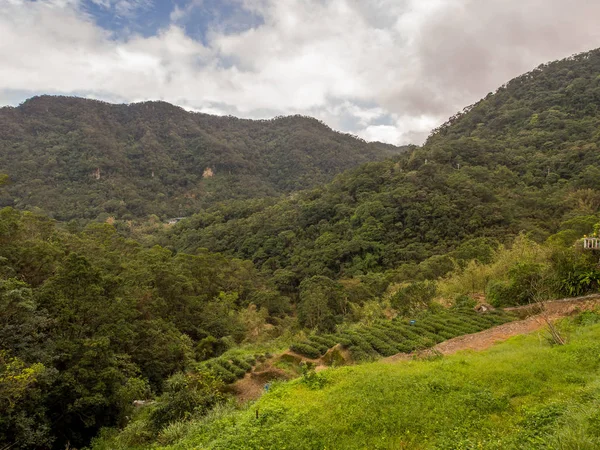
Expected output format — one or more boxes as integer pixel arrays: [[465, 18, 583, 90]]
[[149, 371, 225, 432], [0, 97, 402, 220], [290, 309, 515, 360], [390, 281, 437, 314], [168, 49, 600, 285], [486, 262, 545, 307], [96, 315, 600, 449], [9, 47, 600, 449], [289, 343, 321, 359], [0, 351, 51, 448], [0, 206, 286, 448], [299, 362, 327, 390], [297, 276, 346, 332]]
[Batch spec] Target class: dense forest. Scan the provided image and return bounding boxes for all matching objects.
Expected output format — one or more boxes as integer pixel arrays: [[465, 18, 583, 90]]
[[0, 96, 404, 221], [0, 198, 293, 448], [3, 48, 600, 449], [167, 49, 600, 283]]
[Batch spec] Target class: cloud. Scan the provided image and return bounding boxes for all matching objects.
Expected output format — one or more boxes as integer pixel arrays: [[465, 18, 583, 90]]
[[1, 0, 600, 145]]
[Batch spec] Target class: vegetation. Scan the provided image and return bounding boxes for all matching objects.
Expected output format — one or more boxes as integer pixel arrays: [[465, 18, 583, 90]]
[[0, 205, 294, 449], [92, 313, 600, 449], [5, 48, 600, 449], [290, 309, 515, 360], [168, 49, 600, 283], [0, 96, 404, 221]]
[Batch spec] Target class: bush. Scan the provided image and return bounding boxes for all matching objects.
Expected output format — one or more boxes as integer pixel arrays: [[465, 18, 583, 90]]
[[309, 334, 339, 347], [149, 372, 225, 432], [306, 338, 331, 354], [574, 310, 600, 326], [345, 332, 379, 356], [395, 340, 417, 353], [335, 335, 353, 347], [363, 334, 397, 356], [290, 343, 321, 359], [217, 360, 246, 379], [347, 347, 371, 362], [205, 363, 237, 384], [486, 262, 546, 307], [230, 357, 252, 372]]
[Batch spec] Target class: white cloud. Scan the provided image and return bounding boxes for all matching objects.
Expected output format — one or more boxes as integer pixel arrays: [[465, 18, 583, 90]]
[[2, 0, 600, 145]]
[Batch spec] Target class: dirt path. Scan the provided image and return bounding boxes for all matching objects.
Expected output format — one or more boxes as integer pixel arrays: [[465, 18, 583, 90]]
[[385, 294, 600, 362]]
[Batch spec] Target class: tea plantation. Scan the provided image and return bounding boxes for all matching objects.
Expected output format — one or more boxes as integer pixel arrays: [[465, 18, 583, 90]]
[[290, 309, 515, 361]]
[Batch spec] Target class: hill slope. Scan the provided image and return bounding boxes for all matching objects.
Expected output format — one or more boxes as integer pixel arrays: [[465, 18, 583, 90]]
[[0, 96, 404, 220], [93, 314, 600, 449], [168, 48, 600, 281]]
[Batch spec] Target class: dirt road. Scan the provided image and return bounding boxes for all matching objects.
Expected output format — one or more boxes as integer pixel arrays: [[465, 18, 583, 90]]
[[385, 294, 600, 362]]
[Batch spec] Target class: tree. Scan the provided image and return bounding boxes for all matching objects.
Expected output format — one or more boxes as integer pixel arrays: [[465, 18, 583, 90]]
[[390, 281, 437, 316], [298, 276, 346, 332]]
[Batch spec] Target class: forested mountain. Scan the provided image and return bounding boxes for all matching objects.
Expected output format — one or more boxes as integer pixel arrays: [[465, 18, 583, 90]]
[[0, 96, 403, 220], [168, 49, 600, 283]]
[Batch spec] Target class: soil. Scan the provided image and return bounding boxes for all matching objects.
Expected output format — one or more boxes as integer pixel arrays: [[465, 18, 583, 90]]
[[229, 366, 291, 402]]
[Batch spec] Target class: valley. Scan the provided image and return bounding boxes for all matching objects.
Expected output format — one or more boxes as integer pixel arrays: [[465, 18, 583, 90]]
[[3, 48, 600, 449]]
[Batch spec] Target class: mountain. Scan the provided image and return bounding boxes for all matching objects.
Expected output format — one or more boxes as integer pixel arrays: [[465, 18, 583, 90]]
[[0, 96, 405, 221], [168, 48, 600, 282]]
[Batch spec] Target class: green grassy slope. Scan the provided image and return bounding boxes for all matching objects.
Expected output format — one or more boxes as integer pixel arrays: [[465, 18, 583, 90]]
[[96, 314, 600, 449]]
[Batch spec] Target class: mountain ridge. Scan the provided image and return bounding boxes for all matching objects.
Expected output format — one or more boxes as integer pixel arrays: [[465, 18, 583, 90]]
[[0, 95, 406, 220]]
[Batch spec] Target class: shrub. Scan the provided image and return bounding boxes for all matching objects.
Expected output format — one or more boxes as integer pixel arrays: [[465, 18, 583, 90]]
[[217, 360, 246, 379], [369, 328, 402, 347], [309, 335, 338, 348], [335, 335, 353, 347], [371, 325, 408, 343], [574, 310, 600, 326], [362, 334, 397, 356], [347, 347, 371, 362], [230, 357, 253, 372], [395, 340, 417, 353], [344, 333, 376, 355], [305, 339, 329, 355], [149, 371, 225, 432], [486, 262, 546, 307], [204, 363, 237, 384], [290, 343, 321, 359]]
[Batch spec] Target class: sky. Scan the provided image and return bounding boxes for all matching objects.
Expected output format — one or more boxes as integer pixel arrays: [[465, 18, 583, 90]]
[[2, 0, 600, 145]]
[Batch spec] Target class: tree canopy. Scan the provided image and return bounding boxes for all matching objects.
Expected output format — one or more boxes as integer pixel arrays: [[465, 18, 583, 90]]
[[0, 96, 404, 221]]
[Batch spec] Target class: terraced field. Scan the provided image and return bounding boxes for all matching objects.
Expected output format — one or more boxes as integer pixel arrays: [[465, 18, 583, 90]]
[[197, 353, 269, 384], [290, 309, 515, 361]]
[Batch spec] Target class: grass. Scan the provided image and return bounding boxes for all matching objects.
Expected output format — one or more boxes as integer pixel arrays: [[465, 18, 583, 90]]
[[115, 315, 600, 449]]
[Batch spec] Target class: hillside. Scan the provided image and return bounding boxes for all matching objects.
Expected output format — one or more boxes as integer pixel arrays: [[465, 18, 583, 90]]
[[0, 96, 404, 220], [92, 313, 600, 449], [168, 49, 600, 283]]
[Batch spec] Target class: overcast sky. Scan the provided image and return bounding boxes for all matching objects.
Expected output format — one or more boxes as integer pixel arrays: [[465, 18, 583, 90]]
[[2, 0, 600, 145]]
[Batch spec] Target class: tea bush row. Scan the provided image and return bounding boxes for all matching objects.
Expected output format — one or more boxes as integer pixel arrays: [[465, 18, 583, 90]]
[[290, 309, 515, 360], [198, 353, 263, 384]]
